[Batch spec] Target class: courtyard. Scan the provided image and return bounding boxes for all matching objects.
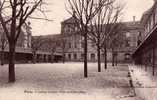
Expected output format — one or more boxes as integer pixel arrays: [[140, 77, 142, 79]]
[[0, 63, 141, 100]]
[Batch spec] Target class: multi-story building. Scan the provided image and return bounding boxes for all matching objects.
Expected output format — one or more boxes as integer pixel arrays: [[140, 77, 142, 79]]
[[16, 14, 142, 63], [60, 15, 143, 63], [61, 16, 97, 62], [133, 0, 157, 71]]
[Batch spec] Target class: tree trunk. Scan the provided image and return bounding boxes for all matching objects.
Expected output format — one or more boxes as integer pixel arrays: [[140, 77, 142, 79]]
[[62, 51, 65, 64], [33, 51, 36, 64], [8, 42, 16, 82], [116, 57, 118, 66], [115, 53, 118, 66], [145, 59, 147, 71], [84, 32, 88, 78], [97, 45, 101, 72], [112, 49, 115, 67], [51, 54, 54, 63], [104, 45, 107, 69], [1, 47, 4, 66]]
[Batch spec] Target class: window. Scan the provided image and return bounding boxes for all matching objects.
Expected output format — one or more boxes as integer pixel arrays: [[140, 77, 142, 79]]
[[69, 28, 72, 33], [69, 43, 72, 48], [153, 12, 156, 25], [148, 20, 151, 32], [138, 32, 142, 37], [74, 54, 77, 59], [125, 40, 130, 47], [75, 27, 78, 31], [151, 15, 154, 29], [91, 53, 95, 61], [155, 8, 157, 24], [81, 54, 84, 59], [74, 42, 77, 48], [101, 54, 105, 60], [137, 40, 141, 46], [91, 43, 95, 48], [126, 32, 130, 38], [125, 53, 131, 60], [64, 26, 68, 33], [68, 54, 71, 60]]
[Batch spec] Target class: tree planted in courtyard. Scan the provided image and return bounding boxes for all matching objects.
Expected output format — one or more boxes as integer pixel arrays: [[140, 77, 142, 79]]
[[31, 36, 46, 63], [67, 0, 111, 77], [88, 0, 124, 70], [0, 0, 46, 82], [60, 34, 68, 64], [42, 36, 60, 63], [107, 23, 125, 66]]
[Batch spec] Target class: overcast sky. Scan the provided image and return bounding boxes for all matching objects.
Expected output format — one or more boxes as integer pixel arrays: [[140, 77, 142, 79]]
[[31, 0, 154, 36]]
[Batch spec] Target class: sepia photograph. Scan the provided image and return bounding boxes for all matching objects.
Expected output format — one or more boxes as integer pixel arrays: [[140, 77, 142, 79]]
[[0, 0, 156, 100]]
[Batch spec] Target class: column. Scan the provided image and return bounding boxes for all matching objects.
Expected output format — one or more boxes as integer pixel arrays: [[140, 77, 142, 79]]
[[152, 46, 155, 76]]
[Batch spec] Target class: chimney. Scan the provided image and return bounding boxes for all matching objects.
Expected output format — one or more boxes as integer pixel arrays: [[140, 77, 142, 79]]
[[72, 11, 76, 17], [133, 16, 136, 23]]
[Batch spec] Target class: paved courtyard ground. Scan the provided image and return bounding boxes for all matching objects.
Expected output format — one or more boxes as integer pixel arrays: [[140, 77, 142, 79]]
[[0, 63, 141, 100]]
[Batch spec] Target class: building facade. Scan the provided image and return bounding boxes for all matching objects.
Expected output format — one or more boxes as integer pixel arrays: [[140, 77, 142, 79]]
[[133, 0, 157, 75], [60, 15, 143, 63], [0, 22, 32, 49], [0, 22, 38, 63]]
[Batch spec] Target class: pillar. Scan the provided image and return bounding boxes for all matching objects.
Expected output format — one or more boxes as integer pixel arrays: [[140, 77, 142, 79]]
[[152, 46, 155, 76]]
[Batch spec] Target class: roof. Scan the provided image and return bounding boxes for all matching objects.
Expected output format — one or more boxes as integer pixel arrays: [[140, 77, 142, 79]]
[[40, 34, 61, 39], [140, 2, 156, 25], [33, 34, 62, 40], [89, 21, 142, 32], [121, 21, 143, 31], [61, 16, 78, 24]]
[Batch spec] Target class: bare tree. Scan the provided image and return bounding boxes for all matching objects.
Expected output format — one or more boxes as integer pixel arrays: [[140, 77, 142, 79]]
[[45, 38, 59, 63], [31, 36, 45, 64], [0, 0, 47, 82], [88, 1, 123, 70], [60, 35, 68, 64], [108, 23, 125, 66], [67, 0, 109, 77]]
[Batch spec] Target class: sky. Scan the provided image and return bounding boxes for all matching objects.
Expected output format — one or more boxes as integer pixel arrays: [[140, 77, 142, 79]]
[[31, 0, 154, 36]]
